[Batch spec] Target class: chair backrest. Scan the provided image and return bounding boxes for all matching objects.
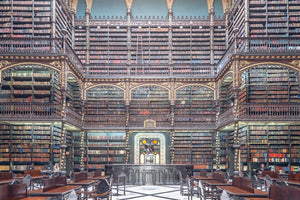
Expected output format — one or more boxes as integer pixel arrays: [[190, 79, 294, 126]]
[[67, 189, 77, 200], [264, 174, 272, 191], [97, 179, 110, 194], [220, 190, 230, 200], [22, 174, 32, 188], [0, 172, 13, 180], [198, 180, 205, 200]]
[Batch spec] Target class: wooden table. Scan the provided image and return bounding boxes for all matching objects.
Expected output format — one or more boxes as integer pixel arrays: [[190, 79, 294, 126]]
[[19, 197, 50, 200], [29, 185, 81, 200], [89, 175, 110, 181], [0, 179, 14, 185], [202, 180, 231, 186], [244, 198, 270, 200], [192, 176, 213, 180], [218, 185, 268, 200], [16, 175, 49, 189], [68, 179, 99, 199], [287, 180, 300, 187]]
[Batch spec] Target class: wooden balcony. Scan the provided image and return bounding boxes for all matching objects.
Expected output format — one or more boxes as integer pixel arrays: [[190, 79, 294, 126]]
[[239, 103, 300, 121], [0, 38, 84, 74], [0, 103, 61, 121], [218, 104, 300, 128], [0, 103, 82, 128], [65, 106, 82, 127], [218, 107, 234, 128]]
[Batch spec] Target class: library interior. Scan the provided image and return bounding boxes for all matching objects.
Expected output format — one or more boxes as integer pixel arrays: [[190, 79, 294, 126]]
[[0, 0, 300, 199]]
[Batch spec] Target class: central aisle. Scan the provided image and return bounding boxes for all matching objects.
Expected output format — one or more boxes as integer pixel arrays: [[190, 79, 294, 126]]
[[112, 185, 189, 200]]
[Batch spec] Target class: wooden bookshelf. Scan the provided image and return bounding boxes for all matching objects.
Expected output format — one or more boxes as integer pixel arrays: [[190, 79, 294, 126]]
[[220, 76, 233, 112], [213, 132, 228, 171], [1, 66, 61, 103], [130, 85, 170, 127], [66, 79, 81, 112], [173, 132, 192, 164], [0, 124, 62, 172], [87, 131, 126, 171], [239, 64, 300, 104], [235, 124, 300, 173], [175, 86, 215, 127], [192, 132, 213, 170], [85, 85, 126, 127], [290, 125, 300, 166], [89, 25, 127, 65], [214, 24, 226, 64]]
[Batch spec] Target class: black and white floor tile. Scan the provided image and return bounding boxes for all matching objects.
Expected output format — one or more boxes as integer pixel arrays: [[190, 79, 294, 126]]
[[112, 185, 189, 200]]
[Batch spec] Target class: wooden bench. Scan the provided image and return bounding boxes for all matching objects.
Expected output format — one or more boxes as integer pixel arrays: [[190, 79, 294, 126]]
[[233, 177, 254, 193], [24, 170, 41, 177], [262, 171, 278, 179], [289, 173, 300, 181], [212, 172, 225, 183], [43, 176, 67, 192], [0, 172, 13, 180], [0, 183, 48, 200], [74, 172, 88, 183], [246, 184, 300, 200]]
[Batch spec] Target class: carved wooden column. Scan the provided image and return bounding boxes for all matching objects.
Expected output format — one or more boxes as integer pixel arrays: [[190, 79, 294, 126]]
[[59, 86, 67, 175], [80, 131, 86, 171], [60, 121, 67, 175], [215, 99, 221, 172], [225, 7, 229, 49], [168, 9, 173, 75], [244, 0, 249, 51], [51, 0, 56, 52], [232, 87, 240, 177], [127, 9, 132, 67], [209, 7, 215, 64], [70, 8, 76, 48], [85, 8, 91, 64]]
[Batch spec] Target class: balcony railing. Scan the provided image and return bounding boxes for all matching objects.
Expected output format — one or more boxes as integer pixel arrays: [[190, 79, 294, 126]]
[[238, 37, 300, 54], [218, 107, 234, 128], [1, 37, 300, 78], [0, 38, 83, 74], [65, 107, 82, 126], [216, 37, 300, 74], [84, 64, 216, 78], [239, 103, 300, 121], [0, 103, 61, 120], [218, 104, 300, 128]]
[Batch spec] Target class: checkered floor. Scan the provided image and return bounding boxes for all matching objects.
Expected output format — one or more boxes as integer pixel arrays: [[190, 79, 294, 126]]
[[112, 185, 189, 200]]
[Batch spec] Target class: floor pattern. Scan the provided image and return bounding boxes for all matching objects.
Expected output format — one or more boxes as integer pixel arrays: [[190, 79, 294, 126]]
[[112, 185, 189, 200]]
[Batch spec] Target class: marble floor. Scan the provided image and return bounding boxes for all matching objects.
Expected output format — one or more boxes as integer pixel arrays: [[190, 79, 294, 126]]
[[112, 185, 189, 200]]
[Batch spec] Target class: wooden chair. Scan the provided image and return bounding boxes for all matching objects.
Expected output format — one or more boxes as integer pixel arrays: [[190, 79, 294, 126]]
[[179, 171, 189, 196], [90, 177, 112, 200], [251, 175, 262, 190], [186, 175, 199, 200]]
